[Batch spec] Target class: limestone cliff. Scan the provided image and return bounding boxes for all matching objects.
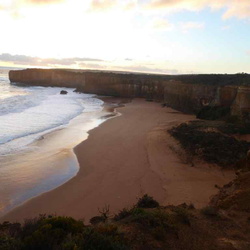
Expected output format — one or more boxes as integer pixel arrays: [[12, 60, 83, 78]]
[[9, 69, 250, 117]]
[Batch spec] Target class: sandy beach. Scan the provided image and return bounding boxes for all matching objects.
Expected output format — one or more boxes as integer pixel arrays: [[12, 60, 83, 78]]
[[2, 98, 234, 223]]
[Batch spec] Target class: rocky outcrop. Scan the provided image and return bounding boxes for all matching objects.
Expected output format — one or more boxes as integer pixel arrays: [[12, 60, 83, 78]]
[[231, 87, 250, 117], [60, 90, 68, 95], [9, 69, 250, 117]]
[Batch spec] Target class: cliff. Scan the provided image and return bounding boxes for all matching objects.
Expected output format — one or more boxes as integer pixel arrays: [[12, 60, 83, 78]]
[[9, 69, 250, 117]]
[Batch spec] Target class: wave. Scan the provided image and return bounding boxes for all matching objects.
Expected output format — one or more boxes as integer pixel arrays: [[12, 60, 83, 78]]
[[0, 74, 103, 155]]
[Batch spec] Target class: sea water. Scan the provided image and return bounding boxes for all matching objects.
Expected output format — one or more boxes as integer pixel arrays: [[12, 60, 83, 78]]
[[0, 67, 108, 216]]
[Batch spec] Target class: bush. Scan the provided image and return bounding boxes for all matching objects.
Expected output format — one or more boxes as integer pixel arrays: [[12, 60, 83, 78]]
[[89, 216, 106, 225], [114, 208, 133, 221], [0, 215, 129, 250], [130, 208, 177, 233], [79, 227, 128, 250], [173, 207, 191, 225], [0, 235, 20, 250], [136, 194, 159, 208], [90, 205, 110, 225], [21, 215, 84, 249], [197, 106, 230, 120], [201, 206, 219, 217], [169, 122, 250, 167]]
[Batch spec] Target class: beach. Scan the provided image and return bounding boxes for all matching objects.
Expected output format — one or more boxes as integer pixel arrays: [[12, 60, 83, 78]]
[[2, 98, 234, 223]]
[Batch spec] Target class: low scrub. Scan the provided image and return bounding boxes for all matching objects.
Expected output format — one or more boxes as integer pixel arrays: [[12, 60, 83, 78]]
[[201, 206, 220, 217], [136, 194, 159, 208], [1, 192, 250, 249], [197, 106, 230, 120], [169, 121, 250, 168], [0, 215, 128, 250]]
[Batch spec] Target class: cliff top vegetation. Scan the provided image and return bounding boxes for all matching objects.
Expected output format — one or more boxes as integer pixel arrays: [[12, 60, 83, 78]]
[[1, 188, 250, 250]]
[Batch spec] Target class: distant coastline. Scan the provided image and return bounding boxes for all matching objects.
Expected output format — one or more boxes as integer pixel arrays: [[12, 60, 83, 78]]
[[9, 68, 250, 119]]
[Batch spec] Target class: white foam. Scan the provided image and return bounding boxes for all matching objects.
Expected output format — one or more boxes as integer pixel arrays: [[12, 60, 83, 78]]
[[0, 70, 104, 155]]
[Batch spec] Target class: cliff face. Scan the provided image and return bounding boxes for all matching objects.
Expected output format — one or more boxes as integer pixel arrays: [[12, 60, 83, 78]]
[[9, 69, 250, 117], [163, 81, 219, 113]]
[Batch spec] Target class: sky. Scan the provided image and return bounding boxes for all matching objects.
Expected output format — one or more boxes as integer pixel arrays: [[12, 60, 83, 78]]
[[0, 0, 249, 74]]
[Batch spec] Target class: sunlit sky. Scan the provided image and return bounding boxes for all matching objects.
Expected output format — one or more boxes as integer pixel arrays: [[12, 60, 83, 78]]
[[0, 0, 250, 74]]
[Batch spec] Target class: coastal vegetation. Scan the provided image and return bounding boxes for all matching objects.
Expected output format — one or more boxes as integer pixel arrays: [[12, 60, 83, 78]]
[[169, 120, 250, 168], [1, 186, 250, 249], [173, 73, 250, 86]]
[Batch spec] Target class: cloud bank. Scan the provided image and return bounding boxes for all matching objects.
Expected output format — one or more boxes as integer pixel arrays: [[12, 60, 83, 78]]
[[180, 21, 204, 32], [147, 0, 250, 19], [25, 0, 63, 4], [90, 0, 118, 11], [0, 53, 179, 74], [151, 19, 174, 31], [0, 53, 104, 67], [1, 0, 249, 19]]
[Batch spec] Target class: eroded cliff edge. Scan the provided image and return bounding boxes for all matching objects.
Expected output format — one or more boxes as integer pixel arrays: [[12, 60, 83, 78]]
[[9, 69, 250, 118]]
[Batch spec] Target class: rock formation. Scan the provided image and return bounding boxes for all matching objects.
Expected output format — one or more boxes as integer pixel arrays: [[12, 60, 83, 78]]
[[60, 90, 68, 95], [9, 69, 250, 118]]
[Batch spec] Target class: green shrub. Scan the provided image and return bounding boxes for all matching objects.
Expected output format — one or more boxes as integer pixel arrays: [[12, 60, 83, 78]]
[[151, 227, 167, 241], [79, 227, 128, 250], [89, 216, 106, 225], [114, 208, 133, 221], [173, 207, 191, 225], [169, 122, 250, 167], [197, 106, 230, 120], [21, 216, 84, 249], [0, 235, 20, 250], [130, 208, 176, 232], [136, 194, 159, 208], [201, 206, 219, 217]]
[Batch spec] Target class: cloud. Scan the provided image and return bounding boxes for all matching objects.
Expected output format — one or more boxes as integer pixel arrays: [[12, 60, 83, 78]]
[[146, 0, 250, 19], [117, 65, 179, 74], [0, 53, 179, 74], [151, 19, 174, 31], [222, 1, 250, 19], [78, 62, 107, 70], [89, 0, 118, 11], [0, 0, 64, 9], [25, 0, 64, 4], [147, 0, 213, 11], [88, 0, 139, 12], [180, 21, 204, 32], [0, 53, 104, 67], [2, 0, 249, 20], [0, 53, 38, 64], [0, 0, 65, 15], [123, 1, 137, 11]]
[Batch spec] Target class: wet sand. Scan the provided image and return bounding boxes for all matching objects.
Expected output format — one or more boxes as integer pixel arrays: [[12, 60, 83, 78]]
[[2, 99, 234, 223]]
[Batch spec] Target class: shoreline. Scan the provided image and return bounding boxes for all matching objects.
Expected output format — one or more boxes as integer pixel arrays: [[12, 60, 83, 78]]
[[1, 98, 234, 223], [0, 95, 120, 218]]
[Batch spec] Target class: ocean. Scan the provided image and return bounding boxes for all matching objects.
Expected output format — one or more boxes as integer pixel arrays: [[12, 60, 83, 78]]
[[0, 67, 109, 216]]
